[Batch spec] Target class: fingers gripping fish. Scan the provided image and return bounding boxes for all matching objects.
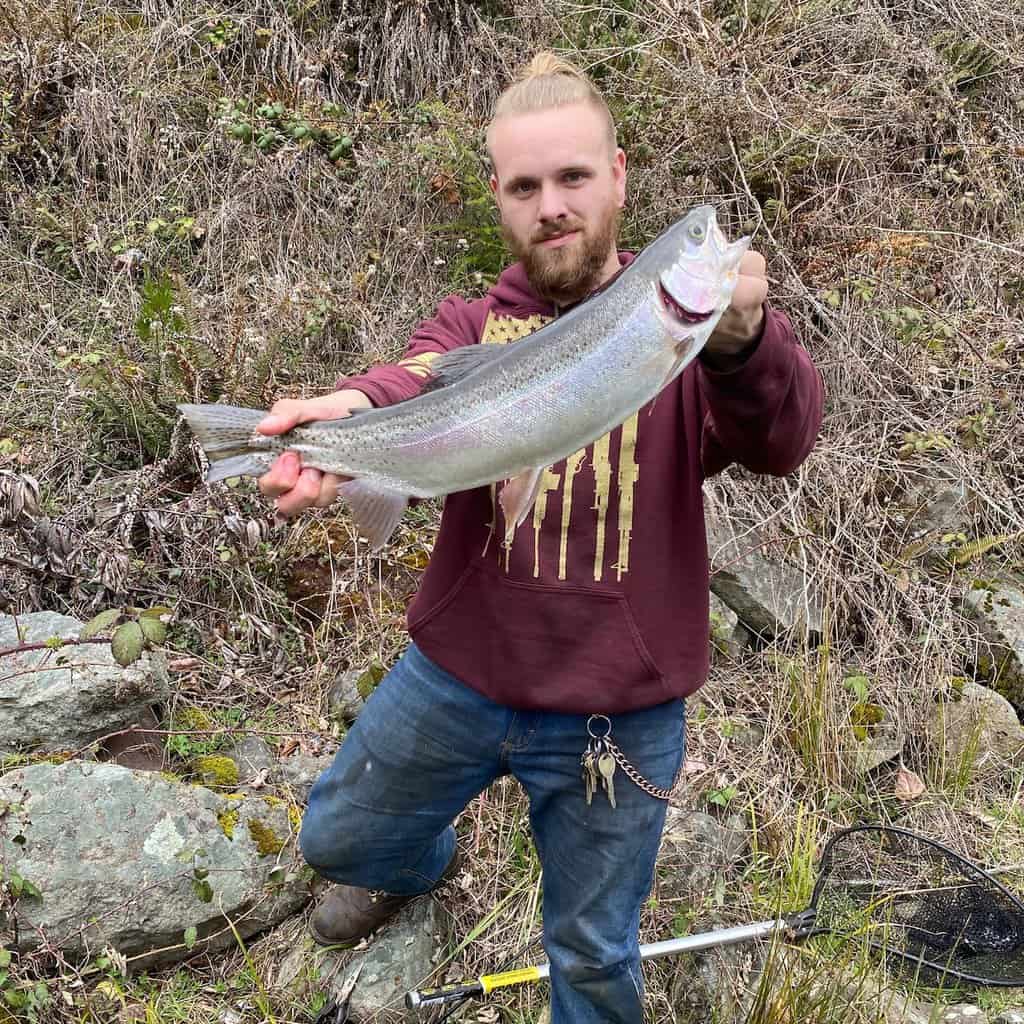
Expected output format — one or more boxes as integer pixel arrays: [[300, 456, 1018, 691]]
[[178, 206, 749, 550]]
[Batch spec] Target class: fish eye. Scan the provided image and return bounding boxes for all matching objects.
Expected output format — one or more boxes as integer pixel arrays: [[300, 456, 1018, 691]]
[[687, 222, 706, 242]]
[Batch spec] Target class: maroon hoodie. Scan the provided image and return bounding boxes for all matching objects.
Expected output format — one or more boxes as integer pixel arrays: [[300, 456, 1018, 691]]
[[341, 254, 823, 714]]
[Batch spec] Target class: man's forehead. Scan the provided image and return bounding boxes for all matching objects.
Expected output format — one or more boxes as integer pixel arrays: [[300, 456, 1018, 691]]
[[490, 104, 611, 176]]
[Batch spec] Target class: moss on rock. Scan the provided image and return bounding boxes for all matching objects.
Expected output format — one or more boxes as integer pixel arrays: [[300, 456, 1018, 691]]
[[217, 809, 239, 839], [247, 817, 285, 856], [194, 755, 239, 787]]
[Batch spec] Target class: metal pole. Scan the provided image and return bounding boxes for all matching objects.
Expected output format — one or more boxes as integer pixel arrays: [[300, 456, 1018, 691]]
[[406, 918, 785, 1011]]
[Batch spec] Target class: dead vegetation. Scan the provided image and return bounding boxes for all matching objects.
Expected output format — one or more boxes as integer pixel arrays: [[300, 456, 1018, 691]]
[[1, 0, 1023, 1019]]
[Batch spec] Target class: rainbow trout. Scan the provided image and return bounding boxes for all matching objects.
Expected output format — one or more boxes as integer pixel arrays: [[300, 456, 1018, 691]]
[[178, 205, 749, 549]]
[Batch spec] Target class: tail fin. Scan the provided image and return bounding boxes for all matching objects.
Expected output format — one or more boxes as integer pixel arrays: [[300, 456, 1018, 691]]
[[177, 404, 278, 482]]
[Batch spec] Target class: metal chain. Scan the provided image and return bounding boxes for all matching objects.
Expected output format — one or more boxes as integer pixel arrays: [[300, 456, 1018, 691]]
[[604, 737, 683, 802]]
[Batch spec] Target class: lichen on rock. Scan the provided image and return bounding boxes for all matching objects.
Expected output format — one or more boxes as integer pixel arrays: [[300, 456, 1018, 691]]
[[217, 809, 239, 839], [247, 818, 285, 856], [193, 755, 239, 787]]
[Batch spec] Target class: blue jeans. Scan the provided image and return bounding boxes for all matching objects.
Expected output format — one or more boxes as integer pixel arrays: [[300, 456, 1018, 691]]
[[300, 643, 686, 1024]]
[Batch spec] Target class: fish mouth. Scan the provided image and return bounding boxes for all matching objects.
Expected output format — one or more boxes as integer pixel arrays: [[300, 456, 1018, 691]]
[[658, 281, 714, 325]]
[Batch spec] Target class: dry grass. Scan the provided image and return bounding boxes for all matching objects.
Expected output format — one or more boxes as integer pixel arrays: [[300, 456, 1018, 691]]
[[1, 0, 1024, 1019]]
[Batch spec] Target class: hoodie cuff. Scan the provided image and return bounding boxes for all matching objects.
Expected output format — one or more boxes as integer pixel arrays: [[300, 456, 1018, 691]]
[[697, 303, 770, 374], [334, 376, 384, 408]]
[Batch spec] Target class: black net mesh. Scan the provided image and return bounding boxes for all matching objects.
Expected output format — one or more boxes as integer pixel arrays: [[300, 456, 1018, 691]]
[[809, 826, 1024, 985]]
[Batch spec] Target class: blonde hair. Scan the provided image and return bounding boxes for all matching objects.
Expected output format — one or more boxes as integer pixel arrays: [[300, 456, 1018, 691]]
[[486, 52, 617, 158]]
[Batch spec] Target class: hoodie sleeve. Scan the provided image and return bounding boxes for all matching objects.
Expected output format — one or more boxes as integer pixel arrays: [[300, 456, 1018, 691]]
[[698, 304, 824, 479], [337, 295, 487, 408]]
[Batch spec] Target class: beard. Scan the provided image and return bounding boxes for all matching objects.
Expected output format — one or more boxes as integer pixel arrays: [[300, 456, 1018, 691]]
[[503, 203, 622, 307]]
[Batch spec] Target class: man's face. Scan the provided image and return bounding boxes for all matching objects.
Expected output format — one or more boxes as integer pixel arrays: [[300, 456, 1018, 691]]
[[489, 103, 627, 306]]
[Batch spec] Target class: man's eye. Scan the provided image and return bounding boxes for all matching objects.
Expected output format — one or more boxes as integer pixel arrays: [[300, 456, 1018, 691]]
[[565, 172, 585, 183], [514, 182, 534, 194]]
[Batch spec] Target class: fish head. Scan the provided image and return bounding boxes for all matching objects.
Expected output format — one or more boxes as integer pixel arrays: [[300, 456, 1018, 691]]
[[646, 206, 751, 344]]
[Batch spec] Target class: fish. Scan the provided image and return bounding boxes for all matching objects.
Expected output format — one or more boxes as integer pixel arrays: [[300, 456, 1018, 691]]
[[177, 205, 749, 550]]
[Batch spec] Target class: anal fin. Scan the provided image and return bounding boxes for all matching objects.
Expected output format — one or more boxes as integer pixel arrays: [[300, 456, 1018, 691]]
[[498, 467, 546, 545], [337, 480, 409, 551]]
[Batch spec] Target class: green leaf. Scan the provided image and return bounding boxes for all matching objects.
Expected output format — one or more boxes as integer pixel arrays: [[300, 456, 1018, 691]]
[[80, 608, 122, 639], [192, 878, 213, 903], [356, 660, 386, 700], [138, 617, 167, 645], [111, 622, 145, 667], [0, 949, 10, 967], [183, 925, 197, 949], [140, 605, 173, 620], [843, 674, 870, 704]]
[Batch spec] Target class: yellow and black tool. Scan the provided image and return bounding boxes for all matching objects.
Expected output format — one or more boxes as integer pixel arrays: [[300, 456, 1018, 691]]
[[405, 825, 1024, 1013]]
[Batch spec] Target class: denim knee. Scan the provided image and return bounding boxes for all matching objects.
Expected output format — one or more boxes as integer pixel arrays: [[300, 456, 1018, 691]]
[[298, 803, 360, 880]]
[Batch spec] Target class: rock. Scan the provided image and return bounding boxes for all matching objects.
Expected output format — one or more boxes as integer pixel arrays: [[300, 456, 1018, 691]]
[[670, 945, 759, 1024], [328, 896, 447, 1021], [992, 1011, 1024, 1024], [850, 706, 904, 775], [709, 593, 750, 660], [923, 682, 1024, 765], [717, 714, 765, 750], [706, 520, 822, 638], [963, 579, 1024, 710], [898, 464, 977, 555], [0, 761, 310, 966], [934, 1005, 989, 1024], [328, 669, 367, 725], [225, 735, 276, 787], [0, 612, 169, 756], [656, 808, 748, 904], [274, 751, 334, 802]]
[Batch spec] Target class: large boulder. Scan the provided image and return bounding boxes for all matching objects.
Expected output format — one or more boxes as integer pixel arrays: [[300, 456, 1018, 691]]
[[332, 897, 448, 1021], [0, 761, 311, 966], [706, 520, 822, 638], [656, 808, 749, 904], [963, 579, 1024, 711], [923, 682, 1024, 765], [0, 612, 168, 755]]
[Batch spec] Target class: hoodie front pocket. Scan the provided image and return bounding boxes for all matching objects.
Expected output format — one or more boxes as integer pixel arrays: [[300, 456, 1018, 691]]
[[408, 565, 669, 713]]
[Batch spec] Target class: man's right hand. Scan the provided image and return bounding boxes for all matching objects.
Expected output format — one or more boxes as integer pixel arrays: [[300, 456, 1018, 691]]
[[257, 388, 372, 518]]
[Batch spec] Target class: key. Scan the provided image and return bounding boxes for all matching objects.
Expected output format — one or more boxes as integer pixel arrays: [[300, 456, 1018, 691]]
[[580, 749, 596, 806], [597, 752, 617, 809]]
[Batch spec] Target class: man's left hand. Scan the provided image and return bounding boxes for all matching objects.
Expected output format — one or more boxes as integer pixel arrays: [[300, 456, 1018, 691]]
[[704, 250, 769, 360]]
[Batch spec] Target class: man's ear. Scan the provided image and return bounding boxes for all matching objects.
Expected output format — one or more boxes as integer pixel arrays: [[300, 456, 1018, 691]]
[[490, 173, 503, 212], [613, 148, 627, 209]]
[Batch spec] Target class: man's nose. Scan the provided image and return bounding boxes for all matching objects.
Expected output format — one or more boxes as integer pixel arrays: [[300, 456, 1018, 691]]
[[536, 182, 569, 223]]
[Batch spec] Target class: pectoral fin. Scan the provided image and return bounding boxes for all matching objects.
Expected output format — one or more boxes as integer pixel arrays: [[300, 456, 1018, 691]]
[[337, 479, 409, 551], [420, 344, 508, 393], [498, 467, 546, 544], [661, 337, 704, 389]]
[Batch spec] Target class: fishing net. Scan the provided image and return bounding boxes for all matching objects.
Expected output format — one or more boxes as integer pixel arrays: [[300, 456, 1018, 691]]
[[808, 826, 1024, 985]]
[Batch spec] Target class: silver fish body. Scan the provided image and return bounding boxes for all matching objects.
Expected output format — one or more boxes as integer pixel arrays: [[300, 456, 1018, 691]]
[[178, 205, 749, 548]]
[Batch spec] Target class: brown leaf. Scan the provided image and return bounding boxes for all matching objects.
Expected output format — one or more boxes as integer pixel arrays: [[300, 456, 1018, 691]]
[[894, 766, 926, 802]]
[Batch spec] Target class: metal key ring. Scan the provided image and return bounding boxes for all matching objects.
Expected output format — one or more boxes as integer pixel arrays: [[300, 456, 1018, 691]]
[[586, 714, 611, 739]]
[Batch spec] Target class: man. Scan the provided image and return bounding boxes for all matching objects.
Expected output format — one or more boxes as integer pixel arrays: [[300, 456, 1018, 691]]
[[259, 53, 823, 1024]]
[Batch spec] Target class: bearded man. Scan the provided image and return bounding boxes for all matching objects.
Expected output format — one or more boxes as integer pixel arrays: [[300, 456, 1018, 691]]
[[258, 52, 823, 1024]]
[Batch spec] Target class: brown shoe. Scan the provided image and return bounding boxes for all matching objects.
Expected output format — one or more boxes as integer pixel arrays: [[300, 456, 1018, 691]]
[[308, 848, 460, 948]]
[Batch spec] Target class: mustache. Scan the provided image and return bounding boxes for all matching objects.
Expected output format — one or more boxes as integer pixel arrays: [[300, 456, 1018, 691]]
[[531, 223, 584, 244]]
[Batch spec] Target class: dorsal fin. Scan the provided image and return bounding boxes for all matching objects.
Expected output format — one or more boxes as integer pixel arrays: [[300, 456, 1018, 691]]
[[420, 344, 507, 393]]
